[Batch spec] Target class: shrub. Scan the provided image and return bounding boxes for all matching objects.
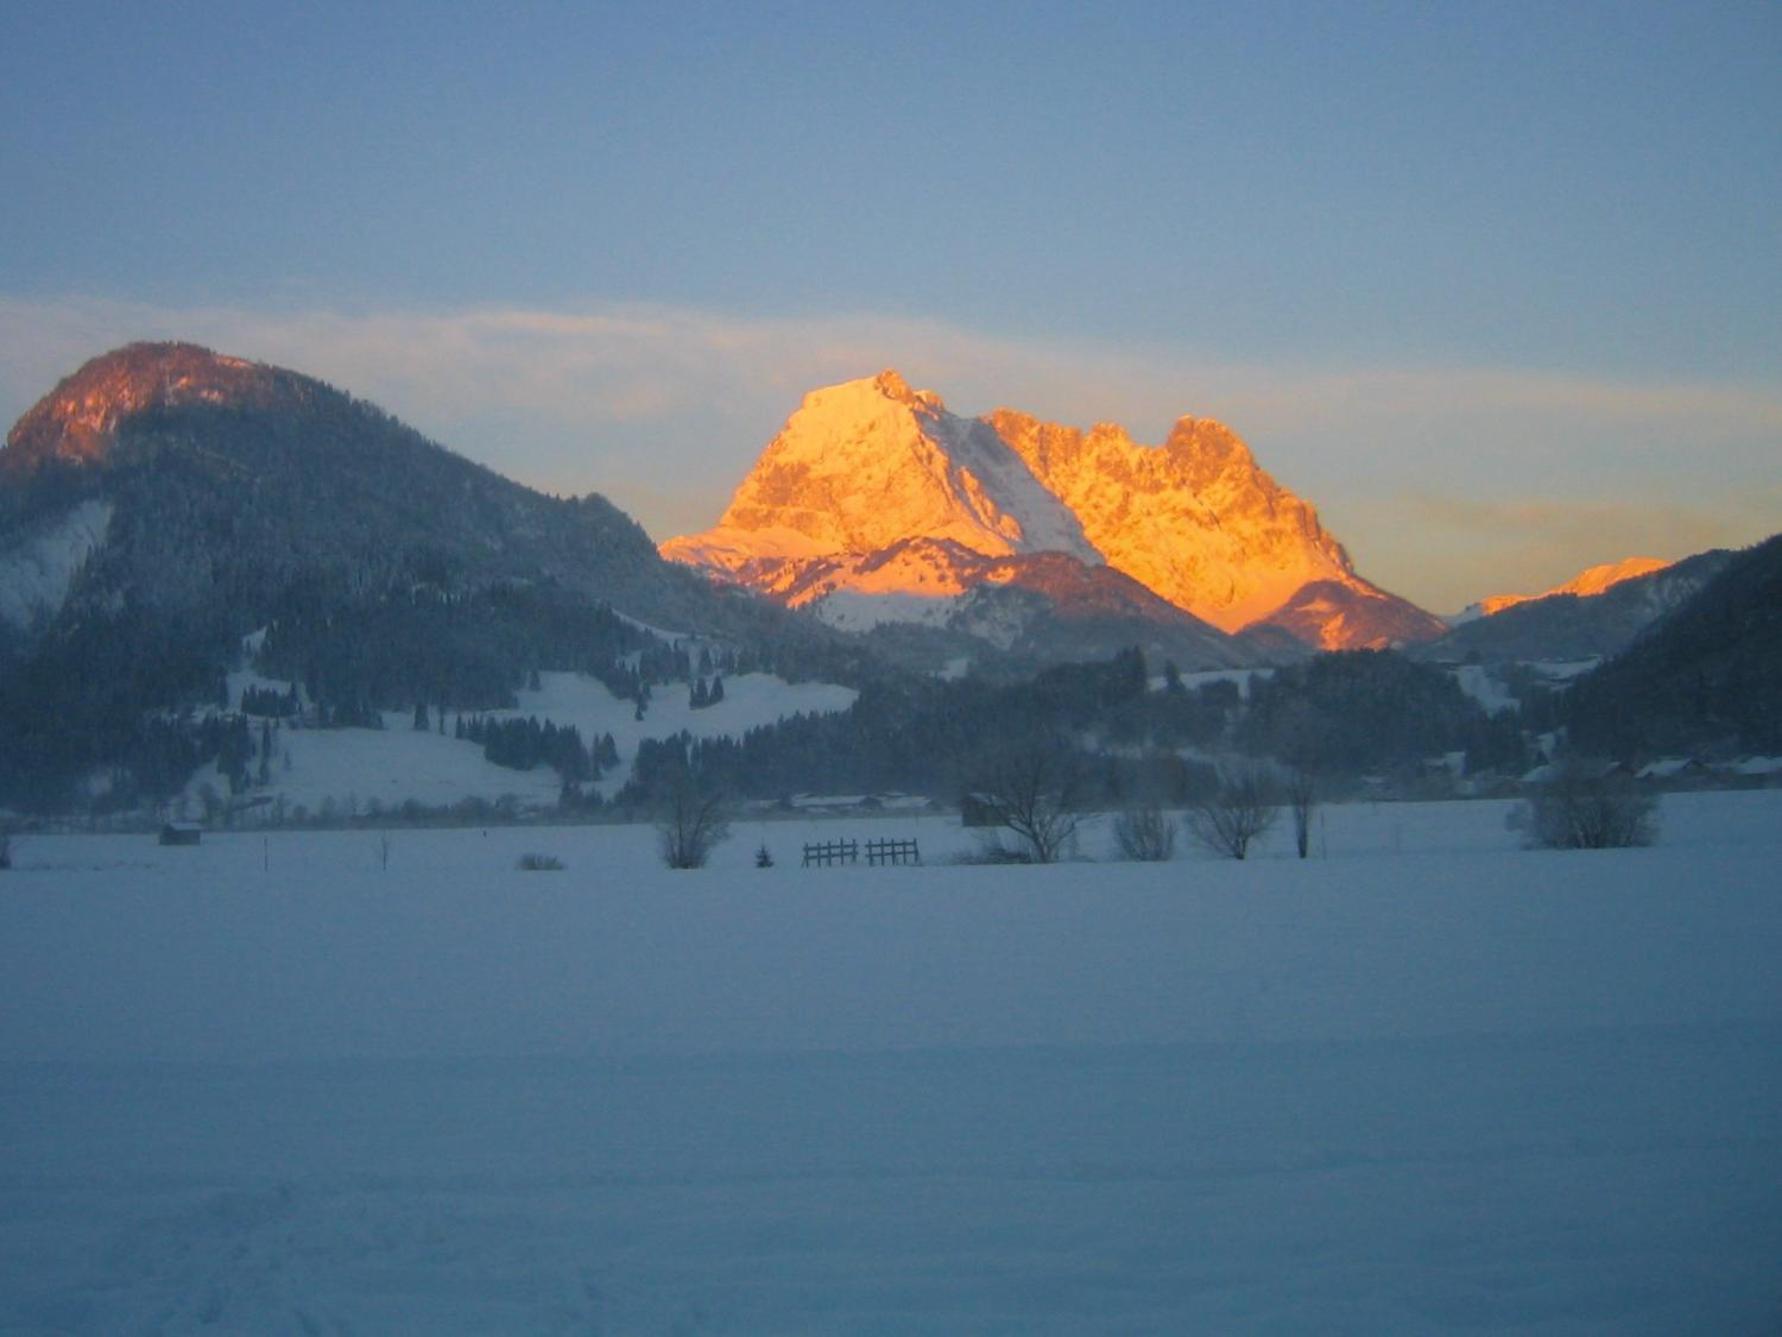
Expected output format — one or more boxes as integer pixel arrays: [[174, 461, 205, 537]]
[[1186, 766, 1280, 860], [1112, 805, 1176, 862], [658, 779, 731, 869], [1522, 767, 1658, 849], [517, 853, 565, 871], [968, 733, 1081, 864]]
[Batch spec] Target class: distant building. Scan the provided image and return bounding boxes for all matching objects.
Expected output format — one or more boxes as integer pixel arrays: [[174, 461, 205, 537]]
[[1635, 757, 1706, 783], [960, 793, 1002, 827]]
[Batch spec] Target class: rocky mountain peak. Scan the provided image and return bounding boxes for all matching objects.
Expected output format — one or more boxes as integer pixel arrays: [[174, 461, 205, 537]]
[[668, 370, 1094, 569], [1163, 416, 1252, 472], [3, 342, 299, 473], [869, 368, 941, 410], [666, 372, 1443, 651]]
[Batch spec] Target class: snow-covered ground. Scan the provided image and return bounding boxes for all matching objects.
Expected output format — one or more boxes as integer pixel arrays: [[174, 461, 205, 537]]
[[1450, 662, 1515, 715], [0, 498, 111, 630], [2, 792, 1779, 1333], [188, 670, 858, 815]]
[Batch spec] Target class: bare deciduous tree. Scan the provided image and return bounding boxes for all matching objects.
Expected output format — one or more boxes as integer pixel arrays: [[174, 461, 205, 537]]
[[1187, 766, 1280, 860], [658, 779, 732, 869], [1112, 804, 1176, 862], [1522, 764, 1657, 850], [970, 734, 1082, 864]]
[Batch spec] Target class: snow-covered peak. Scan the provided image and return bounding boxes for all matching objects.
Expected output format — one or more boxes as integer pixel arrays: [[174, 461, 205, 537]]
[[676, 372, 1098, 563], [665, 373, 1442, 651], [1467, 556, 1673, 619]]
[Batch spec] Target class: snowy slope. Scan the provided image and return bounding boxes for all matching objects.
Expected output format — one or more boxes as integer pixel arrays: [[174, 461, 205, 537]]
[[1451, 663, 1517, 714], [1428, 548, 1734, 665], [1462, 555, 1672, 620], [185, 669, 857, 816], [1, 792, 1779, 1333], [0, 498, 110, 628]]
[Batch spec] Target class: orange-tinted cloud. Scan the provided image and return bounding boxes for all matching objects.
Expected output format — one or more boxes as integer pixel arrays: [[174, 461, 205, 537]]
[[2, 295, 1776, 611]]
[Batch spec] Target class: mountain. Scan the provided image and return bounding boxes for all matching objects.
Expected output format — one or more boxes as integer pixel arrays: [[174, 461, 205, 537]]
[[1420, 550, 1736, 665], [663, 371, 1441, 653], [782, 536, 1269, 670], [0, 343, 858, 807], [1566, 534, 1782, 757], [0, 342, 694, 621], [1455, 556, 1674, 622]]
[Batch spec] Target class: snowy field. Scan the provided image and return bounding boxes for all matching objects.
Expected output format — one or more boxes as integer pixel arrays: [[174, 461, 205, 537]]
[[191, 670, 859, 815], [2, 792, 1780, 1334]]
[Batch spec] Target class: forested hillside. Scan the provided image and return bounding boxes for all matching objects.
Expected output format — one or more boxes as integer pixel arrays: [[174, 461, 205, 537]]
[[1567, 534, 1782, 757]]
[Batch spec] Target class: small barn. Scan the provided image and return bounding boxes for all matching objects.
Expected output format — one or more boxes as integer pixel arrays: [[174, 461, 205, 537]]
[[158, 822, 202, 847]]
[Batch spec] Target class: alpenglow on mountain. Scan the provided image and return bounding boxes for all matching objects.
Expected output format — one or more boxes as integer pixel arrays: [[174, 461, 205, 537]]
[[662, 371, 1443, 651], [1457, 556, 1675, 622], [0, 341, 703, 626], [0, 342, 868, 806]]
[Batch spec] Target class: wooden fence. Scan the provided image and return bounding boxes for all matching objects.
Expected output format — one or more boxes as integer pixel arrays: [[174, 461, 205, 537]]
[[801, 837, 921, 868], [865, 837, 920, 866], [802, 839, 858, 867]]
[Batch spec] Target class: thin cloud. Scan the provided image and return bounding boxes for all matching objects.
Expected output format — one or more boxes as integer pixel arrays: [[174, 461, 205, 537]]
[[1341, 492, 1775, 611], [2, 294, 1777, 609]]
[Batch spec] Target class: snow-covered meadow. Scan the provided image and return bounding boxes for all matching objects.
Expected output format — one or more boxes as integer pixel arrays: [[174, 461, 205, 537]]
[[2, 793, 1780, 1333], [193, 670, 859, 815]]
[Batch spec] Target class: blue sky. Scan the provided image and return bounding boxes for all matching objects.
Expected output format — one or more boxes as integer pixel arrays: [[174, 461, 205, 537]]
[[3, 1, 1778, 609]]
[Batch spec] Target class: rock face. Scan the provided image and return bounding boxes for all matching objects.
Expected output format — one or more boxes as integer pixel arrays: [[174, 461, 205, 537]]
[[664, 371, 1441, 653], [3, 343, 306, 472]]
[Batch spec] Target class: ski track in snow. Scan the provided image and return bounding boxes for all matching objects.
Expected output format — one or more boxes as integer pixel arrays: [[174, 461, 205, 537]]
[[2, 792, 1780, 1334]]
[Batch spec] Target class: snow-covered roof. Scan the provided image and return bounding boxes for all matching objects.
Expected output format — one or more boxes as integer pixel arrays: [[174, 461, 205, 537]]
[[1728, 755, 1782, 777], [1635, 758, 1702, 780]]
